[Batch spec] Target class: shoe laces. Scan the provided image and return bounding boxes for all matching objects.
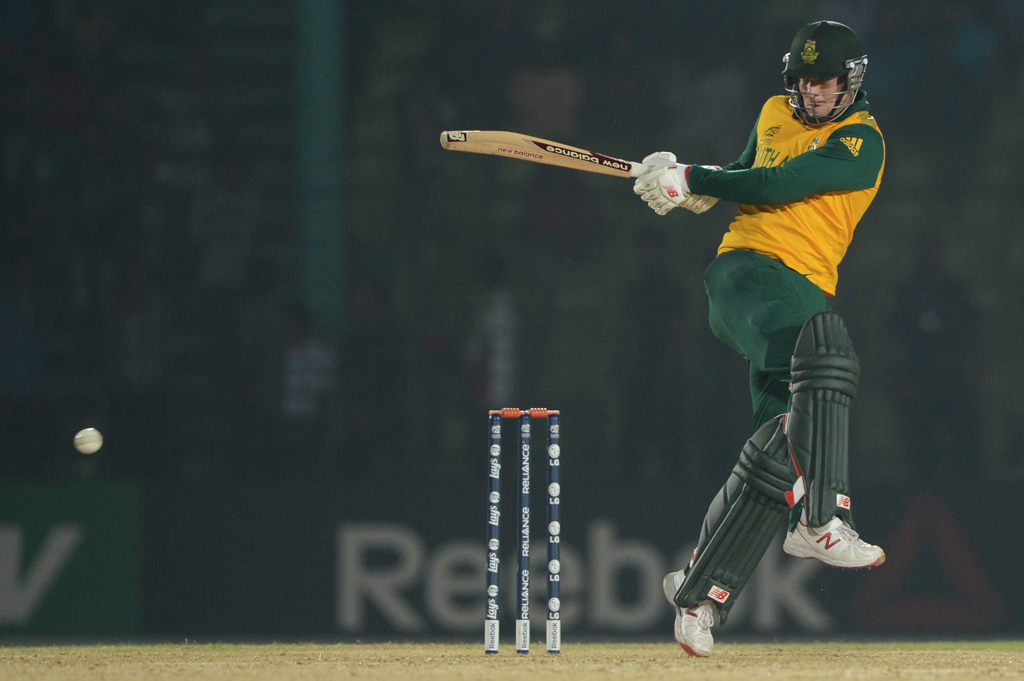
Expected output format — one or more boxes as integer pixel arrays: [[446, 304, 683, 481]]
[[833, 522, 862, 545]]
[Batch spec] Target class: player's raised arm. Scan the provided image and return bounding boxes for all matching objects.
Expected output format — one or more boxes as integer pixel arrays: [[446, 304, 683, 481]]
[[688, 123, 884, 206]]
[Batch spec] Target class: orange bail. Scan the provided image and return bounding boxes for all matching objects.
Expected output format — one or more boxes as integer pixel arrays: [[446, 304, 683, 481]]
[[488, 407, 561, 418]]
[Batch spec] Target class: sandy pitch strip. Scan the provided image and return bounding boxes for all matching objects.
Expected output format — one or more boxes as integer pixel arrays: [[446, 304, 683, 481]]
[[1, 642, 1023, 680]]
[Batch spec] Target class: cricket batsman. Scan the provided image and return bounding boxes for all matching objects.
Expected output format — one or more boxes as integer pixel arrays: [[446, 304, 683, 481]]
[[632, 21, 886, 657]]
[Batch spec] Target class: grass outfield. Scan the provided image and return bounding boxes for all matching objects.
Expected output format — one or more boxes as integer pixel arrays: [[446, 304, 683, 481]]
[[1, 641, 1023, 680]]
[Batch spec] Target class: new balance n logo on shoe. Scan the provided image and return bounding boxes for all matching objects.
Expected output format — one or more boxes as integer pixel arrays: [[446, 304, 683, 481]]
[[816, 532, 841, 550], [784, 517, 885, 568]]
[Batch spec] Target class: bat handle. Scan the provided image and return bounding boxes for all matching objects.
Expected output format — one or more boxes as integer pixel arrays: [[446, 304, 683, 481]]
[[629, 163, 651, 178]]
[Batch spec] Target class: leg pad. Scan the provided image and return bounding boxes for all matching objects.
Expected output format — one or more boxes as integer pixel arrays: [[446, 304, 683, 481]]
[[672, 416, 792, 623], [787, 311, 860, 528]]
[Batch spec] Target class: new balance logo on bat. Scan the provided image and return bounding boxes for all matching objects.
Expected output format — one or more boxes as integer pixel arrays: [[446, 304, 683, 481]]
[[440, 130, 639, 178], [839, 136, 863, 156], [534, 142, 631, 171], [497, 146, 544, 161]]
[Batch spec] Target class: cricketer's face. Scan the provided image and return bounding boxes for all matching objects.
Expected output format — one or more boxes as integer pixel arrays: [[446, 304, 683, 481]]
[[798, 77, 854, 118]]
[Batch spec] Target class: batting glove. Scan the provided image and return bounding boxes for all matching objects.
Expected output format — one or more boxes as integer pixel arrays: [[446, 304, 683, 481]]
[[680, 190, 719, 215], [639, 151, 678, 172], [633, 160, 720, 216]]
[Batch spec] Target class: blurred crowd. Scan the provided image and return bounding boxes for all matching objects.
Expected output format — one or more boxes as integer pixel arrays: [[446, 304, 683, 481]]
[[1, 0, 1022, 492]]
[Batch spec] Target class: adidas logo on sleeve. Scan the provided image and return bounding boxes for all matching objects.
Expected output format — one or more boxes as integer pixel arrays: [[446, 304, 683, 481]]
[[839, 136, 863, 156]]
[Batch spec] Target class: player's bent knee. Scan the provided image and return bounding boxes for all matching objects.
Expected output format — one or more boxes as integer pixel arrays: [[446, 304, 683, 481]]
[[791, 311, 859, 398]]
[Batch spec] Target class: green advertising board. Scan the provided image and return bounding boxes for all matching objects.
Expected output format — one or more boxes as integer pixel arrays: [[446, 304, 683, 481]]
[[0, 482, 139, 636]]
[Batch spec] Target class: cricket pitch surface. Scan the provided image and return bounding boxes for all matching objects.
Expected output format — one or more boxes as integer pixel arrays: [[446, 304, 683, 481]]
[[2, 641, 1023, 680]]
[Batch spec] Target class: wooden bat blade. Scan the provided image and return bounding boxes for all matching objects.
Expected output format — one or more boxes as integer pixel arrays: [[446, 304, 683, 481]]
[[440, 130, 649, 178]]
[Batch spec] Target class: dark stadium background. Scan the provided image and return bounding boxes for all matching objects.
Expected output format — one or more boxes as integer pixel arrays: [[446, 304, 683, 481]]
[[0, 0, 1021, 640]]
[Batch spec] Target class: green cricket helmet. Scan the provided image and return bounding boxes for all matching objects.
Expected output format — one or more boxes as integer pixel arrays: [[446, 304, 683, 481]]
[[782, 21, 868, 125]]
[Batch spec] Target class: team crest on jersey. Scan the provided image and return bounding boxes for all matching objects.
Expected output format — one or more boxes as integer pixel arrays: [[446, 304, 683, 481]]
[[808, 137, 822, 151], [759, 125, 782, 146], [801, 40, 819, 64]]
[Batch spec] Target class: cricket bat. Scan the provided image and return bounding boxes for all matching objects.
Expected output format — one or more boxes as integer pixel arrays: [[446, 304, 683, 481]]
[[440, 130, 651, 178]]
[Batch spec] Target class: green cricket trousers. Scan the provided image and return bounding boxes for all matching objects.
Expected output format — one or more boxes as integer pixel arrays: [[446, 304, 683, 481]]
[[704, 249, 831, 431]]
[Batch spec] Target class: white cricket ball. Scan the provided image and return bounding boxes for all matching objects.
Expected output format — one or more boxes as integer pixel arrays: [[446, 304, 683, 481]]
[[74, 428, 103, 455]]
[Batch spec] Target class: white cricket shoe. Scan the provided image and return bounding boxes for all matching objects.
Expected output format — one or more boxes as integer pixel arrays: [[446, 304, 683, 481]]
[[783, 516, 885, 568], [662, 571, 717, 657]]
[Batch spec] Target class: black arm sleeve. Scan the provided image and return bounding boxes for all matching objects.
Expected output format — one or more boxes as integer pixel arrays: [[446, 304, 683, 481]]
[[688, 124, 884, 205]]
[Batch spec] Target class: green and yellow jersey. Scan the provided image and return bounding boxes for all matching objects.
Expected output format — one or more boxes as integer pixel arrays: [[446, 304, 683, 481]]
[[688, 93, 884, 295]]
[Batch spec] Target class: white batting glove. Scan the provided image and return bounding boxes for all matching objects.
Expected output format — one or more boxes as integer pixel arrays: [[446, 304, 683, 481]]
[[633, 161, 721, 216], [680, 191, 719, 214], [633, 164, 690, 216], [640, 151, 678, 172]]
